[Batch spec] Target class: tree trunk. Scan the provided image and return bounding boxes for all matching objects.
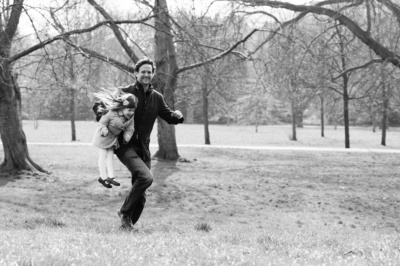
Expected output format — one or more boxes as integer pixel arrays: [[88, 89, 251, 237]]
[[153, 0, 180, 159], [0, 60, 46, 173], [67, 46, 77, 141], [343, 80, 350, 149], [380, 65, 388, 146], [154, 75, 180, 160], [381, 88, 388, 146], [0, 0, 45, 173], [202, 80, 210, 145], [291, 98, 297, 141], [320, 95, 325, 137], [296, 110, 304, 128], [70, 88, 77, 141], [186, 105, 194, 124]]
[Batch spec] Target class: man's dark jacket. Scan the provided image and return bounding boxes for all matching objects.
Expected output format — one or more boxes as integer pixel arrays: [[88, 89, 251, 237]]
[[115, 82, 184, 161]]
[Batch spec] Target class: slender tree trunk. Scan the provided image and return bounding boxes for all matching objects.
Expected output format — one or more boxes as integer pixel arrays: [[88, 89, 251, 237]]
[[153, 0, 180, 159], [343, 81, 350, 149], [202, 79, 210, 145], [70, 88, 77, 141], [381, 87, 388, 146], [67, 47, 77, 141], [291, 98, 297, 141], [380, 65, 388, 146], [296, 110, 304, 128], [320, 95, 325, 137]]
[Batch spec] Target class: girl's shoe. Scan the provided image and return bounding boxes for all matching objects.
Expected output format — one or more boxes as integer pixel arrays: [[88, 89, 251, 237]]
[[105, 177, 120, 186], [98, 177, 112, 188]]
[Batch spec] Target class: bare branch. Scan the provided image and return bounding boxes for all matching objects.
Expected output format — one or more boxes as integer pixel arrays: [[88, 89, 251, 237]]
[[237, 0, 400, 67], [8, 17, 152, 62], [87, 0, 142, 62], [377, 0, 400, 26], [175, 39, 248, 59], [332, 59, 383, 80], [366, 0, 371, 34], [177, 29, 259, 74], [235, 10, 281, 25], [64, 40, 136, 74]]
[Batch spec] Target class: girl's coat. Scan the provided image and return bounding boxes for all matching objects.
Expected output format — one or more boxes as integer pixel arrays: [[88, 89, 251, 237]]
[[92, 110, 134, 149]]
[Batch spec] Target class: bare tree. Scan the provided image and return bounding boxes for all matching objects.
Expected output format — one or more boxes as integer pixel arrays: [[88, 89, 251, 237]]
[[234, 0, 400, 69], [0, 0, 259, 172]]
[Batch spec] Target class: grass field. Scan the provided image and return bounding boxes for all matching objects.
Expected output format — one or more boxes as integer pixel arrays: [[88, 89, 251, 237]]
[[19, 120, 400, 149], [0, 121, 400, 265]]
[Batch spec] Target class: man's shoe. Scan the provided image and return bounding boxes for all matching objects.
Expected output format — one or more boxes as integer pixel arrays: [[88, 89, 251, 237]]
[[106, 177, 120, 186], [118, 211, 133, 231], [98, 177, 112, 188]]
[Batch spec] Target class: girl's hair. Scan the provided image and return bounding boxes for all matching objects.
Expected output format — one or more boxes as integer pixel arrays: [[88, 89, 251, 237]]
[[93, 88, 137, 111]]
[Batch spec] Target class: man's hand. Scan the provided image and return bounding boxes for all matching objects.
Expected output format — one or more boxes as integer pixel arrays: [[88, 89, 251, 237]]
[[173, 110, 183, 119]]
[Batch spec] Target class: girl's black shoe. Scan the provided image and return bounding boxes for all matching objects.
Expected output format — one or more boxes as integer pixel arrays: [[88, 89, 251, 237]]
[[105, 177, 120, 186], [98, 177, 112, 188]]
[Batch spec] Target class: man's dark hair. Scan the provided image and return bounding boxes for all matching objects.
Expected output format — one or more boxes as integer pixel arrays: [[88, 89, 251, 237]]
[[135, 57, 156, 73]]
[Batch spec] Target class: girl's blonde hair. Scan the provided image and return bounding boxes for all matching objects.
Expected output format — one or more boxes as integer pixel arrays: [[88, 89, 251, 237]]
[[93, 88, 137, 112]]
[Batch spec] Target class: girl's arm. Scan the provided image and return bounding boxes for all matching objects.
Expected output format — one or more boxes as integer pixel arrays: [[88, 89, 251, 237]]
[[123, 116, 135, 143], [98, 112, 111, 137]]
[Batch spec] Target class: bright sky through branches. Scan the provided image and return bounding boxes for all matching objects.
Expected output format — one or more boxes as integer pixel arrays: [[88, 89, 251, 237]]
[[19, 0, 311, 35]]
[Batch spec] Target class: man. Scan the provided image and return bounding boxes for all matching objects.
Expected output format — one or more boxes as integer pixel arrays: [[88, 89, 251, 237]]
[[115, 57, 184, 230]]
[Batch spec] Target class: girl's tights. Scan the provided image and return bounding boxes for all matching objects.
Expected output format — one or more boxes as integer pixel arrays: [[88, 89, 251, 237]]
[[98, 147, 114, 179]]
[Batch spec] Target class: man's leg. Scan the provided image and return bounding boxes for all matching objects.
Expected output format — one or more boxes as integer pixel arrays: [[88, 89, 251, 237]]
[[129, 160, 151, 225], [117, 148, 153, 225]]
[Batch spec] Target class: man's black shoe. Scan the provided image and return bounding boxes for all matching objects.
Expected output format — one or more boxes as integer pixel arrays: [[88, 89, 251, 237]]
[[118, 211, 133, 231]]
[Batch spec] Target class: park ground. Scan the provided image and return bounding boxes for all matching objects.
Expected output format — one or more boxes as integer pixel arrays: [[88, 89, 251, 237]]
[[0, 122, 399, 265]]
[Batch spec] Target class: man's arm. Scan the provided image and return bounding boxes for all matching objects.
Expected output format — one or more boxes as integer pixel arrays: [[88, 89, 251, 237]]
[[157, 95, 184, 125]]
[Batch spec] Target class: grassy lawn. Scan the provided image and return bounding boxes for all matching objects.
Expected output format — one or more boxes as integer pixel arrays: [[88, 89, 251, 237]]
[[20, 120, 400, 149], [0, 121, 399, 265]]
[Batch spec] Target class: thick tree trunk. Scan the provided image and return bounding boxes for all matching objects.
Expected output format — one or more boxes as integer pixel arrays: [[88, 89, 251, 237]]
[[202, 80, 210, 145], [0, 60, 46, 173], [153, 0, 180, 160], [154, 76, 180, 159], [156, 118, 179, 159]]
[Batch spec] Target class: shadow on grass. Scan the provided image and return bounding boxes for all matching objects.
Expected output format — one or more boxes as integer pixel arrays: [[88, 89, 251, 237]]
[[150, 158, 182, 206], [0, 171, 31, 187]]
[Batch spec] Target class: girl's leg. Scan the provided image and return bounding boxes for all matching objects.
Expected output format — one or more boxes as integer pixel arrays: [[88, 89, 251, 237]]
[[98, 148, 108, 180], [105, 148, 120, 186], [105, 148, 115, 178], [98, 148, 112, 188]]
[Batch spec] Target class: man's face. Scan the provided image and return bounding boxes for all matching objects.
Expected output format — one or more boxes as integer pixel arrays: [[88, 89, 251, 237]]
[[136, 64, 154, 85]]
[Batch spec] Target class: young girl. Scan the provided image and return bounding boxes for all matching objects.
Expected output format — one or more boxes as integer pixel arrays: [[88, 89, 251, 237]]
[[91, 88, 138, 188]]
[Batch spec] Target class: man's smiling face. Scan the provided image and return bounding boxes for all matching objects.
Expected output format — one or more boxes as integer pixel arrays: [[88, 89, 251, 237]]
[[136, 64, 154, 85]]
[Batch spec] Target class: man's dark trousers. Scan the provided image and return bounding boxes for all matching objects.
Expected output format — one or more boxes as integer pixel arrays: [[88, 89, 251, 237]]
[[117, 146, 153, 225]]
